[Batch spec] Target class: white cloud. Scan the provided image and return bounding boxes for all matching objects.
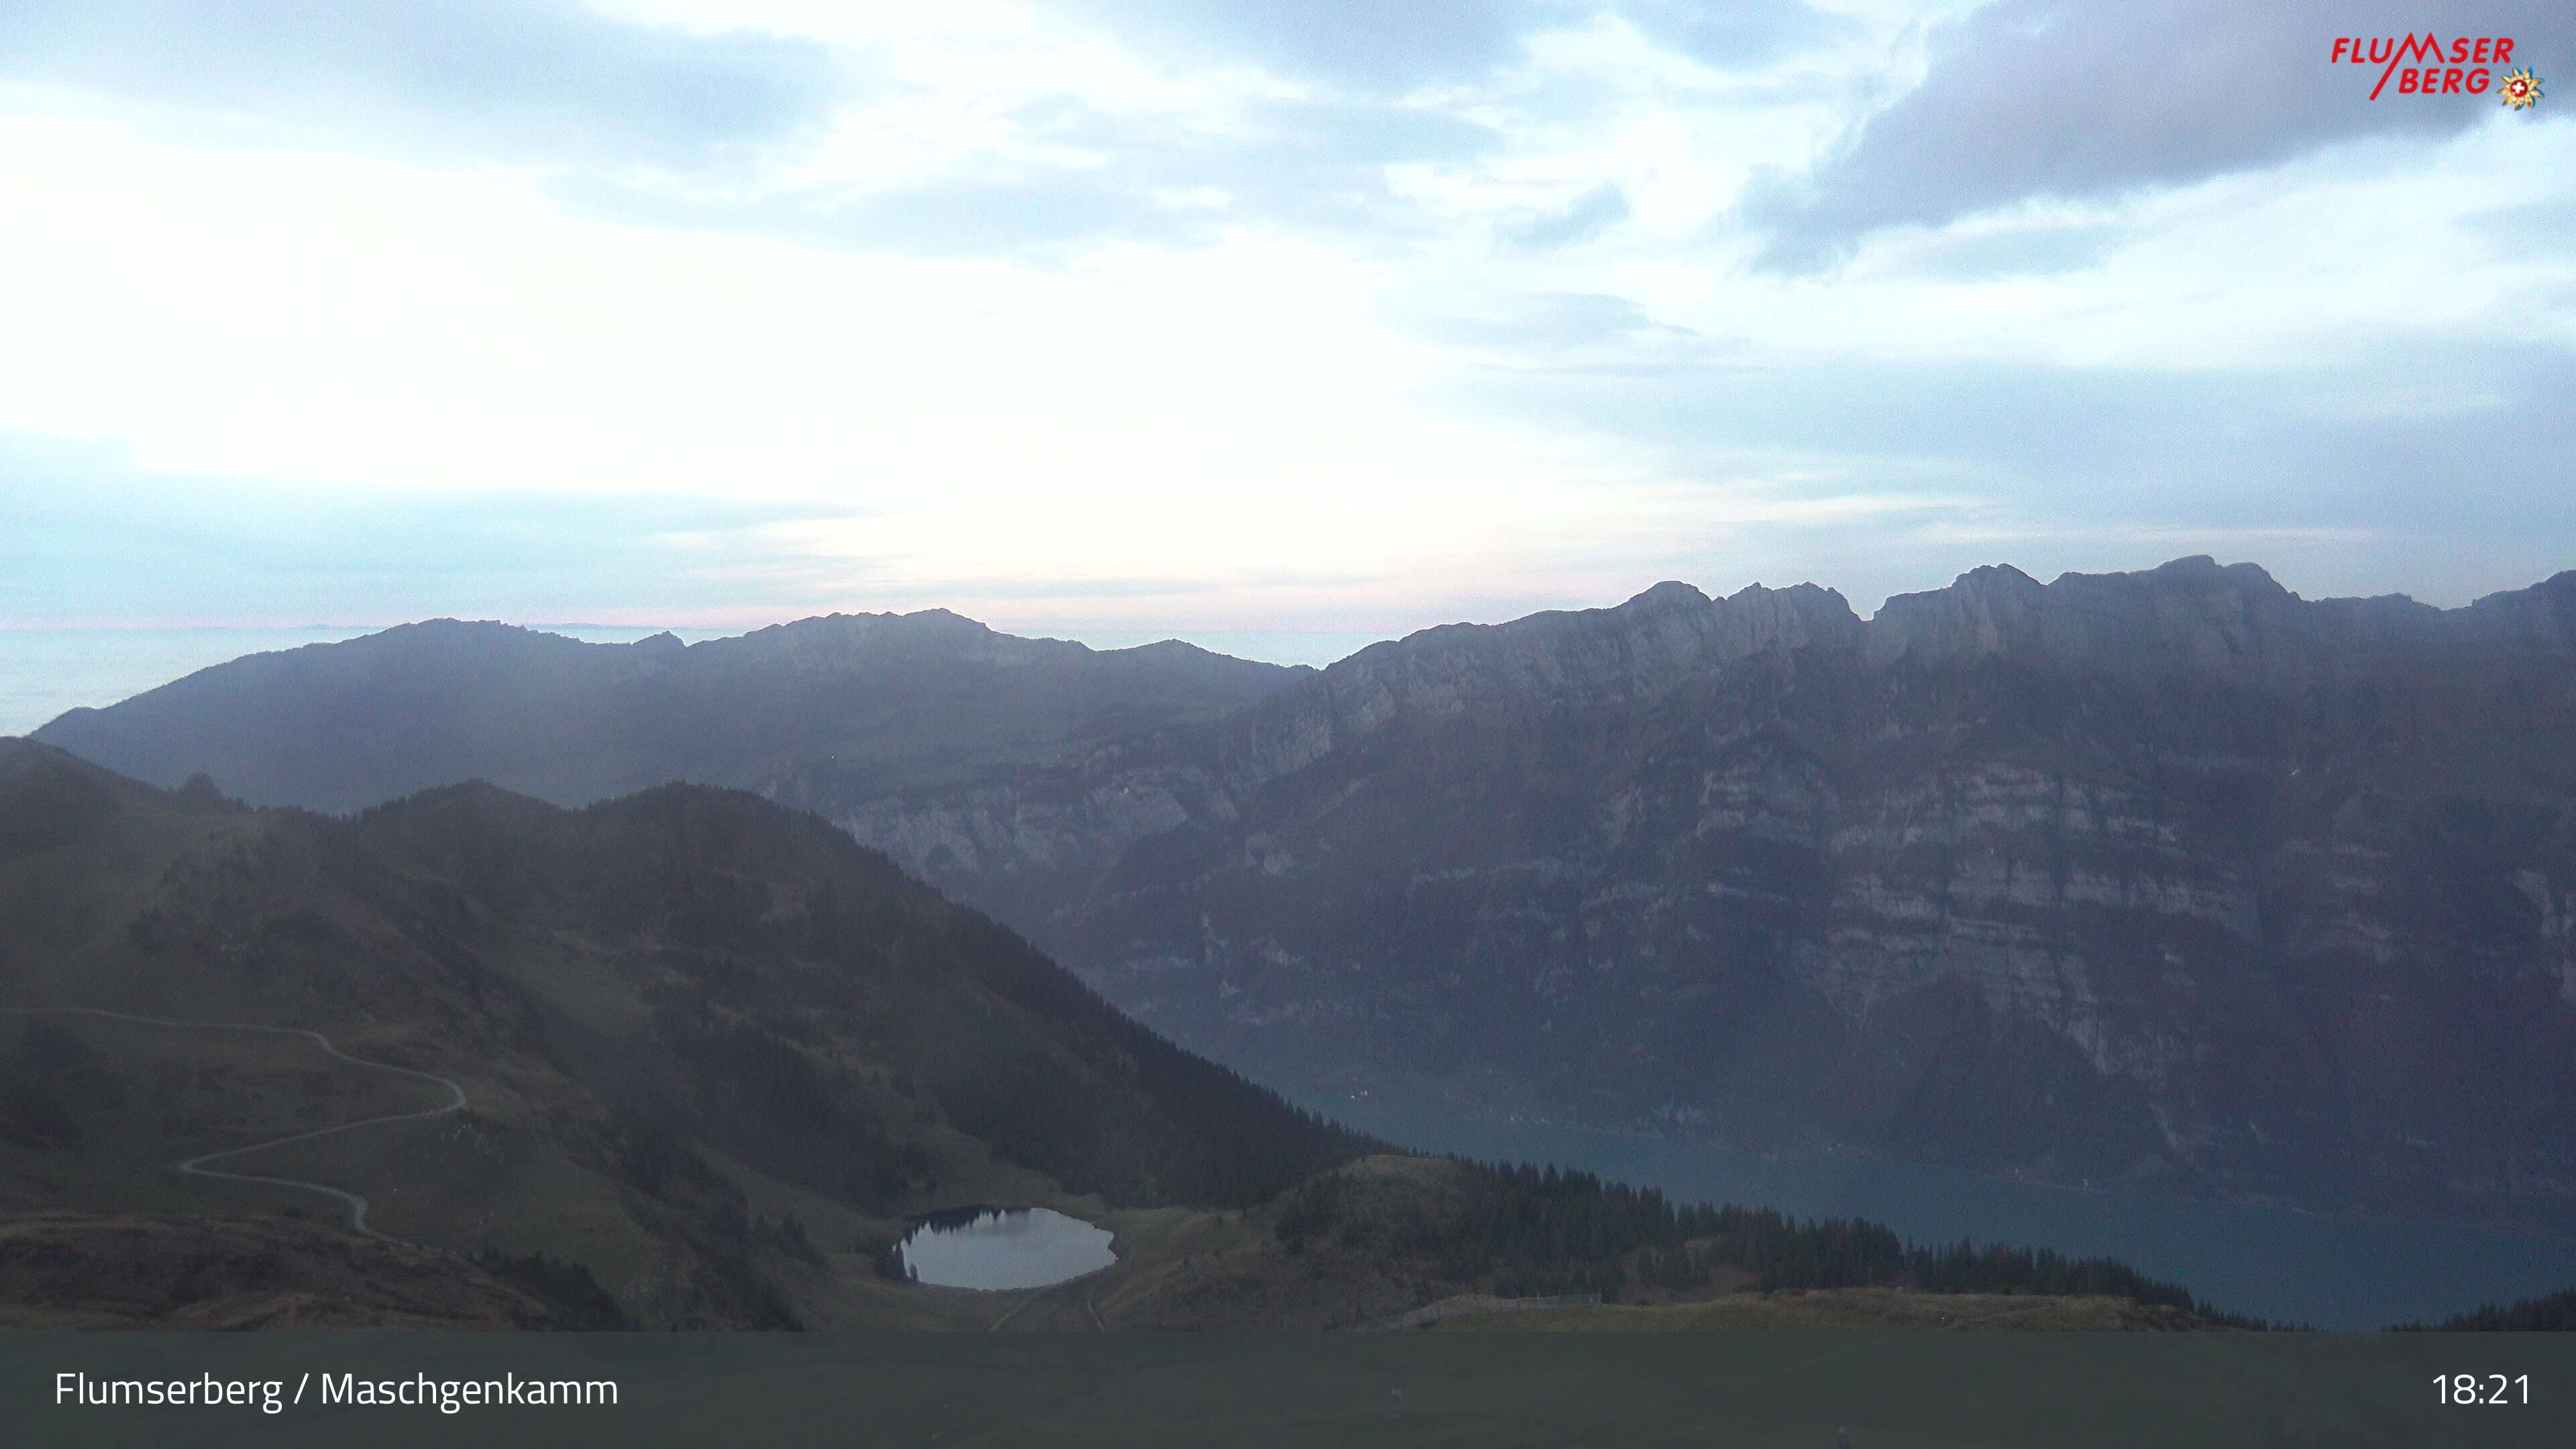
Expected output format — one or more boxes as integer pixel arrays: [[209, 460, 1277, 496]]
[[0, 1, 2571, 635]]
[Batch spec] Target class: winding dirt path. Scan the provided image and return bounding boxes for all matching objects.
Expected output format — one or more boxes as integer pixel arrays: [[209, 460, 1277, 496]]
[[0, 1006, 466, 1244]]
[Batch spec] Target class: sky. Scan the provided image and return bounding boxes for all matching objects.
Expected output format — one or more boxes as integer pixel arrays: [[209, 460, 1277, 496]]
[[2, 0, 2571, 643]]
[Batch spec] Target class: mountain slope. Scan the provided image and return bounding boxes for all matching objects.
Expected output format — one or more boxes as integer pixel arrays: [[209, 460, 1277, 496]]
[[0, 738, 1368, 1326], [811, 559, 2576, 1230], [0, 741, 2250, 1331], [30, 611, 1303, 812]]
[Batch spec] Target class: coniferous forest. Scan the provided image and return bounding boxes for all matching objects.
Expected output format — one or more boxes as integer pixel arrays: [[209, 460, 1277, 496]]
[[1274, 1161, 2277, 1328]]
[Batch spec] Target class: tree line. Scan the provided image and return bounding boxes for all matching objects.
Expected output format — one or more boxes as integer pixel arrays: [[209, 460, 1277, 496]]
[[1275, 1159, 2275, 1328]]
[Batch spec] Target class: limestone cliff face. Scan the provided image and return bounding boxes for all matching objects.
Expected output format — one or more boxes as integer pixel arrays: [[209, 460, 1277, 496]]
[[813, 561, 2576, 1228]]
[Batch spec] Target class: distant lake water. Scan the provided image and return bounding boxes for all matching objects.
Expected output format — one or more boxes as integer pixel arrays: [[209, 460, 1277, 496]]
[[1300, 1090, 2576, 1331], [898, 1208, 1118, 1291]]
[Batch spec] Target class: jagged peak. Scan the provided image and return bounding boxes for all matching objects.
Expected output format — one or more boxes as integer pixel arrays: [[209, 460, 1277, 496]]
[[2151, 555, 2290, 596], [1955, 562, 2043, 590], [763, 607, 994, 635], [896, 607, 989, 628], [2029, 556, 2292, 597], [1621, 580, 1709, 609], [1725, 578, 1836, 601], [718, 608, 1043, 665], [378, 617, 517, 637], [2477, 570, 2576, 606], [1721, 579, 1861, 620], [2151, 553, 2222, 575], [1097, 638, 1300, 672]]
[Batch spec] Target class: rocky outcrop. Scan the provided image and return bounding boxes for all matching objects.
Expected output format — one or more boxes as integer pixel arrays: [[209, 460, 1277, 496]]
[[820, 560, 2576, 1230]]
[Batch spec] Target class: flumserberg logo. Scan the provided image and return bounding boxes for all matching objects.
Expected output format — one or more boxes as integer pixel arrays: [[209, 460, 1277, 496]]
[[2329, 33, 2540, 105]]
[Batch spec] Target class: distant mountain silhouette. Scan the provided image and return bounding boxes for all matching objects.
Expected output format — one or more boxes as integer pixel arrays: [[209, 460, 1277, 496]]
[[30, 610, 1303, 812]]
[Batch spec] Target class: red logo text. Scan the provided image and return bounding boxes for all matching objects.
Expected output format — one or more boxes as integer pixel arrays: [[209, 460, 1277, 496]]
[[2332, 34, 2517, 100]]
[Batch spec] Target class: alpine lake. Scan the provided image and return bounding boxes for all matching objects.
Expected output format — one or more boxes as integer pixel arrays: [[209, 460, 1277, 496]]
[[896, 1207, 1118, 1291]]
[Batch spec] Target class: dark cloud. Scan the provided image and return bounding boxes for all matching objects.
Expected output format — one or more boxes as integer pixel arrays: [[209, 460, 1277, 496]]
[[1743, 0, 2574, 271], [1511, 182, 1631, 248], [0, 0, 843, 168]]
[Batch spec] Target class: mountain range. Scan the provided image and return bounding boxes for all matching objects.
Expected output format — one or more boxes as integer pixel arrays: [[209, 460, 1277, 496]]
[[33, 612, 1300, 813], [0, 740, 2239, 1330], [30, 557, 2576, 1232]]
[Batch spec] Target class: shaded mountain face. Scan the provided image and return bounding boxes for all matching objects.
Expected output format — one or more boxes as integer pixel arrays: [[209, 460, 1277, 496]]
[[806, 559, 2576, 1230], [26, 559, 2576, 1234], [0, 740, 1364, 1327], [0, 743, 2247, 1332], [30, 610, 1304, 812]]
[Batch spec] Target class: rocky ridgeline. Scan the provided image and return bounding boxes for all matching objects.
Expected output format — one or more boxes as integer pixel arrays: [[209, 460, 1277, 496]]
[[29, 557, 2576, 1229], [34, 609, 1303, 814], [819, 559, 2576, 1230]]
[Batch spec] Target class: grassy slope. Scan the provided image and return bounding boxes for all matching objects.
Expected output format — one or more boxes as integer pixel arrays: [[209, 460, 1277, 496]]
[[0, 739, 1369, 1327]]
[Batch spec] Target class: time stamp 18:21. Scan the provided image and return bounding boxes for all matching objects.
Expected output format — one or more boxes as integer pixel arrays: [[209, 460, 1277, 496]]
[[2436, 1373, 2530, 1407]]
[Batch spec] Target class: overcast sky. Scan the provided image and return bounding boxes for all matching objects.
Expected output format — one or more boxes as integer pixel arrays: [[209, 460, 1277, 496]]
[[2, 0, 2570, 639]]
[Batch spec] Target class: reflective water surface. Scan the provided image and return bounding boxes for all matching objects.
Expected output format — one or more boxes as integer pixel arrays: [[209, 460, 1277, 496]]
[[1300, 1089, 2576, 1330], [897, 1207, 1117, 1291]]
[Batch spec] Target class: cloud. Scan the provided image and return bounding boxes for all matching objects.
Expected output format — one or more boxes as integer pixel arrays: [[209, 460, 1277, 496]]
[[1449, 339, 2576, 554], [1, 0, 2568, 641], [1511, 182, 1631, 248], [0, 436, 867, 625], [1436, 340, 2576, 614], [1059, 0, 1550, 92], [1425, 292, 1680, 352], [1742, 0, 2575, 270], [568, 170, 1201, 258], [716, 93, 1505, 257], [0, 0, 842, 168], [1069, 1, 1849, 93], [1015, 93, 1505, 235], [1894, 219, 2126, 278], [1615, 0, 1848, 69]]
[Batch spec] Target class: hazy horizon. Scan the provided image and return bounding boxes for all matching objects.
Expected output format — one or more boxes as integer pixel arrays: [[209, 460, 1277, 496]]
[[12, 546, 2568, 738]]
